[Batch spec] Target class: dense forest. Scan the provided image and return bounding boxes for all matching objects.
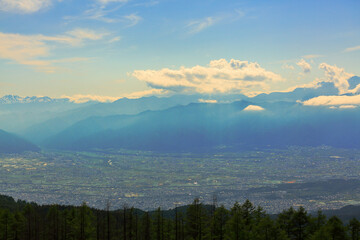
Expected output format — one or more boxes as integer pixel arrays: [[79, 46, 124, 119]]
[[0, 195, 359, 240]]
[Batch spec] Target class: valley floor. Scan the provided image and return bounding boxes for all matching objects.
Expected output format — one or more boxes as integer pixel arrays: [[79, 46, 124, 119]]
[[1, 146, 360, 213]]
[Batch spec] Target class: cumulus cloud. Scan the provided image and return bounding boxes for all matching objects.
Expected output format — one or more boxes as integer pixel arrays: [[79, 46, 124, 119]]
[[198, 99, 217, 104], [132, 59, 284, 95], [282, 64, 295, 70], [0, 0, 51, 13], [0, 29, 107, 72], [344, 45, 360, 53], [243, 105, 265, 111], [303, 95, 360, 106], [319, 63, 354, 94], [297, 59, 311, 73]]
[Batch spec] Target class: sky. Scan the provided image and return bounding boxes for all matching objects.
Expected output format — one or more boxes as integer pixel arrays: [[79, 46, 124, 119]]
[[0, 0, 359, 102]]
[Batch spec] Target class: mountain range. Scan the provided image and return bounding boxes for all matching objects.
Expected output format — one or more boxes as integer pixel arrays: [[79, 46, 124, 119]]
[[44, 100, 360, 152], [1, 76, 360, 153], [0, 95, 70, 104]]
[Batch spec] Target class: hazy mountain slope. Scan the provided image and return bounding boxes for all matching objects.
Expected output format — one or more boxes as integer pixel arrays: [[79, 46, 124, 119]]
[[0, 129, 40, 153], [44, 101, 251, 150], [0, 100, 87, 133], [22, 95, 204, 143], [251, 82, 339, 103], [45, 100, 360, 152]]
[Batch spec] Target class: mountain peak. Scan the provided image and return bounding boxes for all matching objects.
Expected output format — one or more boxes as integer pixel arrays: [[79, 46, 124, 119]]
[[0, 95, 69, 104]]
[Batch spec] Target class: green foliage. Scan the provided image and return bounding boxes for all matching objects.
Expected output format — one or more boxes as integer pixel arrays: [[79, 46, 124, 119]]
[[348, 218, 360, 240], [0, 196, 358, 240], [185, 198, 209, 240]]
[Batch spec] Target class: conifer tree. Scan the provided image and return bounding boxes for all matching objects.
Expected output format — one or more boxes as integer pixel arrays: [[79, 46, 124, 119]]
[[348, 218, 360, 240]]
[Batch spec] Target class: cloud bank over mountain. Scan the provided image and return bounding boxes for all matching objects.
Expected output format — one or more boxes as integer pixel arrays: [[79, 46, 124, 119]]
[[132, 59, 284, 95]]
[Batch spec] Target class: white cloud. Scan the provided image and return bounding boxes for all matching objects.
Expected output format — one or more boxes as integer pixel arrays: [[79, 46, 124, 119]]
[[98, 0, 128, 4], [339, 105, 357, 109], [302, 54, 323, 59], [133, 1, 159, 7], [63, 94, 120, 103], [124, 13, 142, 27], [344, 45, 360, 53], [65, 4, 141, 26], [282, 64, 295, 70], [284, 78, 325, 92], [124, 89, 168, 99], [132, 59, 284, 95], [243, 105, 265, 111], [62, 89, 168, 103], [198, 99, 217, 104], [319, 63, 354, 94], [297, 59, 311, 73], [0, 29, 106, 72], [66, 28, 106, 42], [186, 17, 217, 34], [185, 9, 246, 34], [303, 95, 360, 106], [0, 0, 51, 13], [108, 36, 121, 43]]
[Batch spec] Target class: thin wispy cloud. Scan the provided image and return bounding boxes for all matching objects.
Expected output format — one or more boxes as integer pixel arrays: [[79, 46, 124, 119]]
[[63, 89, 167, 103], [132, 1, 159, 7], [64, 2, 142, 27], [0, 0, 51, 13], [185, 9, 246, 35], [124, 13, 142, 27], [186, 17, 217, 34], [66, 28, 107, 43], [64, 4, 123, 23], [0, 29, 109, 72], [198, 99, 217, 104], [108, 36, 121, 43], [125, 89, 168, 99], [98, 0, 128, 4], [302, 54, 323, 59], [344, 45, 360, 53], [63, 94, 120, 103]]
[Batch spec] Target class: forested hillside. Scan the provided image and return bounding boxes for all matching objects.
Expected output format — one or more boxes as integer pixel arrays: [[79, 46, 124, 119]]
[[0, 195, 359, 240]]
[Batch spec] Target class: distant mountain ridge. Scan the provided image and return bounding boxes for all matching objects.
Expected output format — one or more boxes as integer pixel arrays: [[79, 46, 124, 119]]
[[0, 129, 39, 153], [44, 99, 360, 152], [0, 95, 70, 104], [251, 81, 340, 103]]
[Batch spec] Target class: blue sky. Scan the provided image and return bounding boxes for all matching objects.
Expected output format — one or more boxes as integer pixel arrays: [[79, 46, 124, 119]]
[[0, 0, 359, 101]]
